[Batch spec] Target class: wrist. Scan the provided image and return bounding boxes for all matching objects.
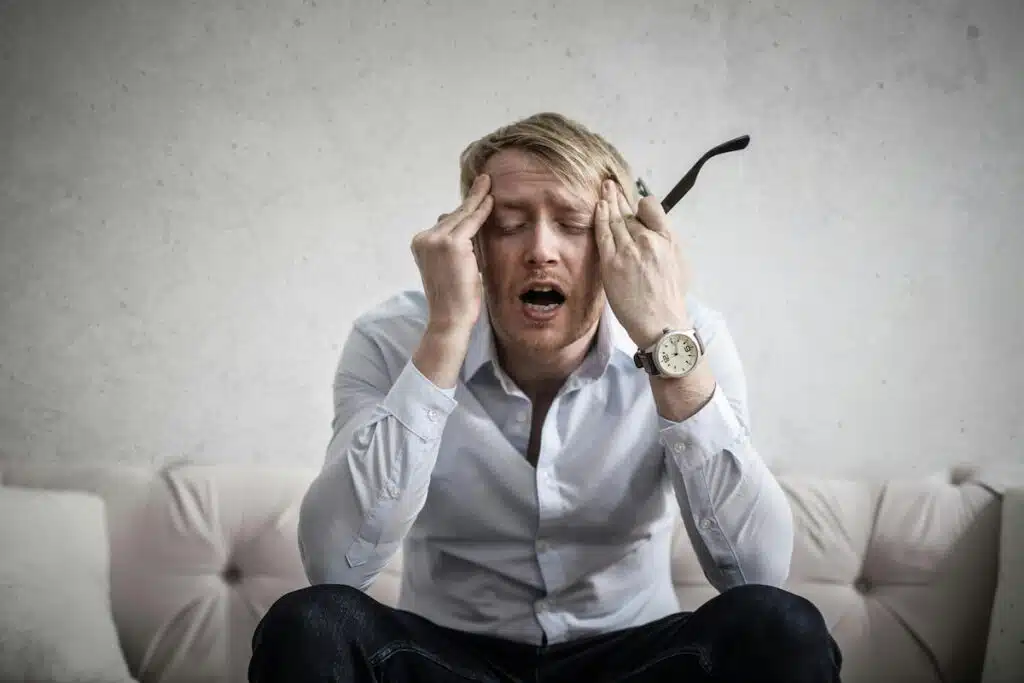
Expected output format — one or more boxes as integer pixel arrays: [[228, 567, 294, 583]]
[[413, 322, 473, 390], [423, 319, 475, 349], [632, 311, 693, 349], [649, 362, 717, 422]]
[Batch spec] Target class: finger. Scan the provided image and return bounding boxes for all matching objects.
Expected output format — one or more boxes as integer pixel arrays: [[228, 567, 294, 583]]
[[594, 198, 615, 261], [441, 174, 491, 231], [603, 180, 632, 247], [451, 193, 493, 240], [615, 187, 645, 238], [635, 195, 671, 235]]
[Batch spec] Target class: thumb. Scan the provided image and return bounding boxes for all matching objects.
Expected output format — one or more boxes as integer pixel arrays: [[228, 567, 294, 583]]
[[636, 195, 670, 234]]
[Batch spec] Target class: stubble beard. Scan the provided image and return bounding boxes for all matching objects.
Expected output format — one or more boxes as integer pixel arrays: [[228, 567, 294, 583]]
[[487, 284, 605, 357]]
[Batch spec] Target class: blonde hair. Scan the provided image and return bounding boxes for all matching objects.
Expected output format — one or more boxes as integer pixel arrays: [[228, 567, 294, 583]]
[[458, 112, 638, 205]]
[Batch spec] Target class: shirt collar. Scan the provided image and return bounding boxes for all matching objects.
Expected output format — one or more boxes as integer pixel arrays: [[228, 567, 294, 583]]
[[460, 301, 637, 385]]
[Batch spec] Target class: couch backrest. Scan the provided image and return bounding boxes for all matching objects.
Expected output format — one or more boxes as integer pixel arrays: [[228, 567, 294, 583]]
[[0, 461, 1000, 683]]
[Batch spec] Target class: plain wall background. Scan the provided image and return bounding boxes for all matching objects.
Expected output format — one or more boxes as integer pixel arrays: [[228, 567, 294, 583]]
[[1, 0, 1021, 479]]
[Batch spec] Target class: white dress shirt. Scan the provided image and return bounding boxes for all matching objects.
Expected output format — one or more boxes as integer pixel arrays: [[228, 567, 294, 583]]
[[298, 290, 793, 645]]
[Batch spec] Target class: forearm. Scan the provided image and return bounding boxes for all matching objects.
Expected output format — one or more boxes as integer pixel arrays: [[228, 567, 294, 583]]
[[299, 329, 468, 588]]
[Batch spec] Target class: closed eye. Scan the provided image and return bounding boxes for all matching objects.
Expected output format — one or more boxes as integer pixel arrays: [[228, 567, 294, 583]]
[[490, 222, 590, 235], [562, 223, 591, 234]]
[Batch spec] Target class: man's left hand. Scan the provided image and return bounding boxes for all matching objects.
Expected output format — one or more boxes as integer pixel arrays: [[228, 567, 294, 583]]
[[594, 179, 692, 348]]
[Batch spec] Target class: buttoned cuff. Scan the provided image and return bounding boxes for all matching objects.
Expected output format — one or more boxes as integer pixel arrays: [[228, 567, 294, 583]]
[[380, 361, 458, 442], [659, 384, 744, 472]]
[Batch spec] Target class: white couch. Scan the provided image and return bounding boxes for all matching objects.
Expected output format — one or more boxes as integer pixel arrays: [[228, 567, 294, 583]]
[[1, 458, 1021, 683]]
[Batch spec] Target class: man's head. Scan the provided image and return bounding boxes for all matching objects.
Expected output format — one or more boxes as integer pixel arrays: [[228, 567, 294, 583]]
[[458, 112, 637, 361]]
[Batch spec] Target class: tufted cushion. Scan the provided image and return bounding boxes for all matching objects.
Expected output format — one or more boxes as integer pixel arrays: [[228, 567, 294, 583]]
[[672, 475, 1000, 683], [110, 465, 317, 683]]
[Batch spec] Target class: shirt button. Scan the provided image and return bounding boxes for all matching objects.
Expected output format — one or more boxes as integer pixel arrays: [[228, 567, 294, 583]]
[[672, 442, 686, 454], [427, 408, 440, 422], [516, 410, 529, 423], [700, 518, 714, 530]]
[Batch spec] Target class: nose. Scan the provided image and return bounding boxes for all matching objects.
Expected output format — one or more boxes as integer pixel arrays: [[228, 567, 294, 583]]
[[523, 220, 560, 266]]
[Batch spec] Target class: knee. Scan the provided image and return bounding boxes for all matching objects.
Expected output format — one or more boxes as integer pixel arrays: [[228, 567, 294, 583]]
[[254, 583, 374, 649], [690, 584, 841, 682], [250, 585, 376, 682], [720, 584, 830, 645], [705, 584, 841, 681]]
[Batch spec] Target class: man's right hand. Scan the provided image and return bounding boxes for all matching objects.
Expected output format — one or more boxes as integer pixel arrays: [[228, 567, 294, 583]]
[[409, 173, 493, 388], [411, 173, 493, 339]]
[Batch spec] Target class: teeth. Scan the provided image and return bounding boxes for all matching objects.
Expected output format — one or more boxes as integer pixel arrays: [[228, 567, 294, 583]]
[[525, 303, 558, 311]]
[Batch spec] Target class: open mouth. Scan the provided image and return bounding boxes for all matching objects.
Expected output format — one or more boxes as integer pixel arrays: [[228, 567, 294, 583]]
[[518, 284, 566, 315]]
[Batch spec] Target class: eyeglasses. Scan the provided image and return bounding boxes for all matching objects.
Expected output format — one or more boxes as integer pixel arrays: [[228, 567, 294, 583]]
[[635, 134, 750, 213]]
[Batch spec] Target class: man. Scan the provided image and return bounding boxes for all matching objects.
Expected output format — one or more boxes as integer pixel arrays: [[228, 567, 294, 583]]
[[249, 112, 842, 682]]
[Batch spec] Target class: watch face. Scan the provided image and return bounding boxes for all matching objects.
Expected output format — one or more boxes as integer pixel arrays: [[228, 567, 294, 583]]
[[656, 332, 700, 376]]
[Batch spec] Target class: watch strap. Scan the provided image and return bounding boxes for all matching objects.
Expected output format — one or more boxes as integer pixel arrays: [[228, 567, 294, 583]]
[[633, 326, 672, 375], [633, 347, 660, 375]]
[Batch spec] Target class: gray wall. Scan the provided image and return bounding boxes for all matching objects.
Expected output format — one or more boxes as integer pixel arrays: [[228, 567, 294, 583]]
[[1, 0, 1021, 478]]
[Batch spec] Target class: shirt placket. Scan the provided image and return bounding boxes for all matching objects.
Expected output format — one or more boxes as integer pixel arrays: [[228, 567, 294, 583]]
[[533, 395, 569, 642]]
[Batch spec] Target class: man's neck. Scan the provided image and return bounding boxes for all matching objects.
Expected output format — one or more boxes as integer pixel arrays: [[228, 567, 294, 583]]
[[496, 324, 600, 405]]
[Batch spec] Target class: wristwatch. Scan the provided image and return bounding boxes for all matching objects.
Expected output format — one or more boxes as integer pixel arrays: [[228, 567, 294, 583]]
[[633, 327, 705, 378]]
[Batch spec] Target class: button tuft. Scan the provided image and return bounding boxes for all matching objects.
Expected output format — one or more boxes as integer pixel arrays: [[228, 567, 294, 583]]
[[222, 564, 242, 585]]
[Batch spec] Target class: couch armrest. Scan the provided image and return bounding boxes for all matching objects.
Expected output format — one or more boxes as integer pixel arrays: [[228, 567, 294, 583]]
[[981, 486, 1024, 683]]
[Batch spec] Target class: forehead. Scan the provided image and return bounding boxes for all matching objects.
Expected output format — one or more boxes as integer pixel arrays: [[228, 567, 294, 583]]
[[482, 148, 596, 213]]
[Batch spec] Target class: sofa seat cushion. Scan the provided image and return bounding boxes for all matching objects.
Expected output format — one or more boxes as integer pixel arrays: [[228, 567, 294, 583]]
[[0, 485, 136, 682]]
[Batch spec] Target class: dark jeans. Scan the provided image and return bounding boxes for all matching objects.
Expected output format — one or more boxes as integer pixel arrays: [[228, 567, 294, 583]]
[[249, 583, 842, 683]]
